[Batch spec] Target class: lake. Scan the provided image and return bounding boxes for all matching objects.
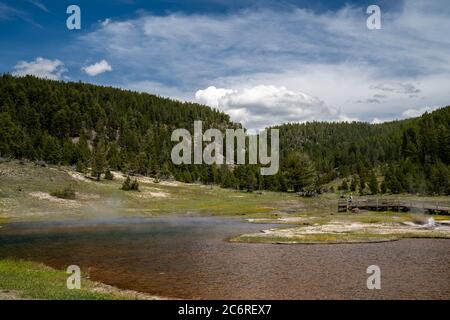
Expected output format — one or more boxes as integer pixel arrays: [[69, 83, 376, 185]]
[[0, 217, 449, 299]]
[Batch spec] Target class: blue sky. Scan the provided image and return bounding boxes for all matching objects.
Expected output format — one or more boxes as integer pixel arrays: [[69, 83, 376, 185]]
[[1, 0, 449, 130]]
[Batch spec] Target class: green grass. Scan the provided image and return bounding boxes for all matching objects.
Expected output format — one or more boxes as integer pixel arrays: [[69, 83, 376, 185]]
[[50, 187, 76, 200], [0, 160, 332, 220], [1, 159, 449, 235], [232, 233, 399, 244], [3, 160, 447, 222], [232, 230, 450, 244], [0, 259, 124, 300]]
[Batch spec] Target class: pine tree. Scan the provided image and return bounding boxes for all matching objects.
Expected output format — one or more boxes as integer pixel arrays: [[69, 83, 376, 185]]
[[42, 134, 62, 164], [91, 138, 107, 181], [122, 176, 131, 190], [339, 179, 349, 191], [246, 171, 257, 192], [76, 159, 85, 173], [350, 177, 357, 192], [380, 180, 387, 194], [75, 132, 91, 164], [368, 170, 379, 194], [130, 178, 140, 191], [359, 175, 366, 195], [284, 152, 316, 192], [104, 170, 114, 180]]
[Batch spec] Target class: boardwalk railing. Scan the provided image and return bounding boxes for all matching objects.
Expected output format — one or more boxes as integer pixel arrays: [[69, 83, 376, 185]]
[[338, 198, 450, 215]]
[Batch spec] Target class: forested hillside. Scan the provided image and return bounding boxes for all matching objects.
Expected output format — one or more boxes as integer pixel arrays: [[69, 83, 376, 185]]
[[0, 74, 239, 183], [275, 106, 450, 195], [0, 75, 449, 195]]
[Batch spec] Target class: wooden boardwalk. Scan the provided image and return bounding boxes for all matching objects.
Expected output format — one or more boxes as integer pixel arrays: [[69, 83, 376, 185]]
[[338, 198, 450, 215]]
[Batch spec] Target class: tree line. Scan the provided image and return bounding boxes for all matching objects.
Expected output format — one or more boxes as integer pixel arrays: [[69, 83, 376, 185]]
[[274, 106, 450, 195], [0, 75, 449, 195]]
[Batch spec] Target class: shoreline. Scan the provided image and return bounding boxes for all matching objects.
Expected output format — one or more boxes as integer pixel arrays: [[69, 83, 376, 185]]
[[0, 258, 169, 300], [230, 235, 450, 245], [3, 214, 450, 245], [229, 218, 450, 244]]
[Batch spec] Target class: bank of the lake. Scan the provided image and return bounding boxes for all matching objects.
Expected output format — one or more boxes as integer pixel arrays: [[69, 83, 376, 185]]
[[0, 259, 166, 300], [231, 217, 450, 244]]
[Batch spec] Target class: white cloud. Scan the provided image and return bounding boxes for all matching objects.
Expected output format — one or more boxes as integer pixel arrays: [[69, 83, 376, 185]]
[[79, 1, 450, 128], [82, 59, 112, 76], [371, 117, 383, 124], [126, 80, 191, 101], [196, 85, 346, 131], [12, 57, 66, 80], [28, 0, 49, 12], [0, 2, 41, 26], [99, 18, 112, 26], [195, 86, 235, 108], [402, 107, 432, 118], [0, 3, 23, 21]]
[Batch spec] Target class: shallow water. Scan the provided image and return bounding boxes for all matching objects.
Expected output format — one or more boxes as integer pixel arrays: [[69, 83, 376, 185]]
[[0, 217, 449, 299]]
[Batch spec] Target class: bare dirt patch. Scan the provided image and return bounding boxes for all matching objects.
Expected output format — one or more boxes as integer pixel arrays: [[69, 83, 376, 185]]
[[131, 190, 170, 199], [77, 193, 101, 201], [247, 216, 312, 224], [67, 171, 93, 184], [29, 192, 81, 208], [90, 282, 168, 300], [0, 290, 25, 300], [111, 171, 126, 180], [136, 176, 156, 184], [158, 181, 180, 187]]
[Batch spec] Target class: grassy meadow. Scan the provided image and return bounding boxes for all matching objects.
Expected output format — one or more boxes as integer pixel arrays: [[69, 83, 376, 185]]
[[0, 159, 335, 221]]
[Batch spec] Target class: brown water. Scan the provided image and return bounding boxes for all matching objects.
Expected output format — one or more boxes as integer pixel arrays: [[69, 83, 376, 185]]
[[0, 217, 449, 299]]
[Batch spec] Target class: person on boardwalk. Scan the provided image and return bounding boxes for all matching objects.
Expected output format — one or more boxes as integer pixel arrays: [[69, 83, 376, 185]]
[[347, 194, 353, 207]]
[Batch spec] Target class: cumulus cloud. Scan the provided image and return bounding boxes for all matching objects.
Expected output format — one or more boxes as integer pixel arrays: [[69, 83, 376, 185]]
[[12, 57, 66, 80], [82, 59, 112, 76], [371, 117, 386, 124], [402, 107, 432, 118], [195, 86, 235, 107], [196, 85, 347, 131]]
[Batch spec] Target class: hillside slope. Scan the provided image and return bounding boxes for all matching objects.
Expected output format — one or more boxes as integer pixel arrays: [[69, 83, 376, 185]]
[[275, 106, 450, 194], [0, 74, 238, 182], [0, 75, 449, 195]]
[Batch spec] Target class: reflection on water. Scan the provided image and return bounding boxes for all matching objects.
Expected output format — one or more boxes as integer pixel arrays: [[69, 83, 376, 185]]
[[0, 217, 449, 299]]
